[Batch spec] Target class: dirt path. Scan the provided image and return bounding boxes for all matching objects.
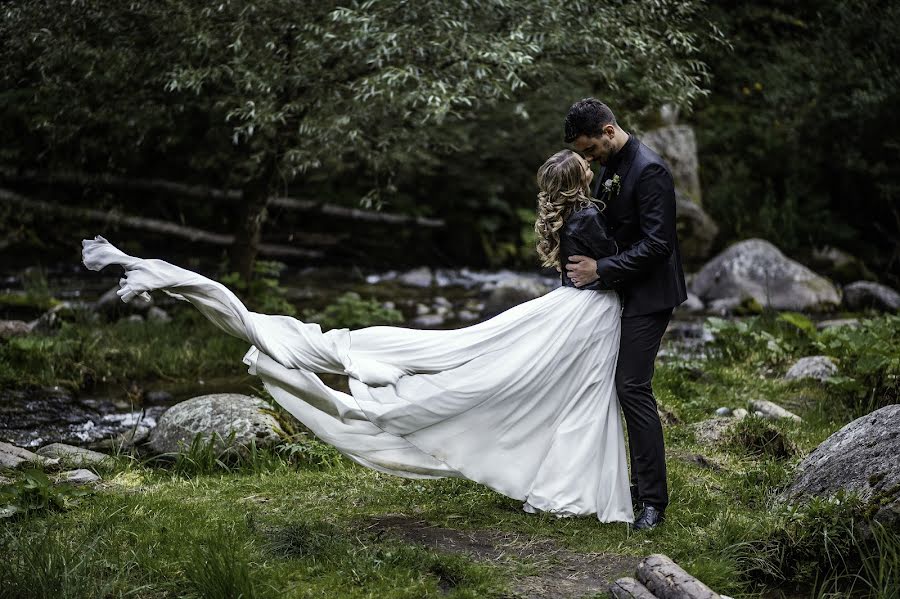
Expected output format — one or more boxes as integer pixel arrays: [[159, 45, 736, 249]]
[[365, 514, 639, 599]]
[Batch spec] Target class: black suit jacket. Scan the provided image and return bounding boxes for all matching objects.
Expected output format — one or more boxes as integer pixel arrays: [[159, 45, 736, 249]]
[[584, 136, 687, 317]]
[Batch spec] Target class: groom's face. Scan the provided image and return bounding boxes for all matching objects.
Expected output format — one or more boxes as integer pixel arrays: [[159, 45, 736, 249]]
[[572, 126, 616, 166]]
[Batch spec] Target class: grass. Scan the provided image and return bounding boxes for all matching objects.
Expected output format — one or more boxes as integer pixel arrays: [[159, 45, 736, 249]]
[[1, 311, 899, 597]]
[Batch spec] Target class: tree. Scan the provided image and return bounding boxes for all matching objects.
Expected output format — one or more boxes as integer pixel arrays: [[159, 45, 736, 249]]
[[1, 0, 717, 279]]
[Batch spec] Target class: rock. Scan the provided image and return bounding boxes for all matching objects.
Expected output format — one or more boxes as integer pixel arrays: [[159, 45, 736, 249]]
[[810, 246, 874, 284], [457, 310, 479, 322], [642, 125, 703, 204], [784, 356, 838, 382], [95, 284, 153, 317], [690, 418, 736, 445], [91, 425, 151, 451], [398, 267, 433, 288], [609, 577, 657, 599], [715, 407, 732, 417], [676, 292, 705, 315], [125, 314, 144, 323], [0, 441, 60, 470], [732, 408, 749, 420], [636, 554, 721, 599], [56, 469, 101, 485], [411, 314, 446, 328], [146, 393, 284, 455], [706, 296, 761, 316], [28, 301, 77, 333], [482, 277, 550, 318], [781, 404, 900, 530], [676, 194, 719, 263], [0, 320, 32, 338], [691, 239, 841, 312], [843, 281, 900, 312], [749, 399, 802, 422], [658, 405, 680, 426], [816, 318, 860, 331], [415, 303, 430, 316], [146, 306, 172, 323], [433, 296, 452, 308], [36, 443, 112, 467]]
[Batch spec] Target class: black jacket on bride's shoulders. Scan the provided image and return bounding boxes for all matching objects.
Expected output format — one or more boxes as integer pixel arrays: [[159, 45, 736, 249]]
[[559, 202, 618, 288]]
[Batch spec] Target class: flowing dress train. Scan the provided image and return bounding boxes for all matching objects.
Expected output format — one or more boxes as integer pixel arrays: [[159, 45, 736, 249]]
[[82, 236, 633, 523]]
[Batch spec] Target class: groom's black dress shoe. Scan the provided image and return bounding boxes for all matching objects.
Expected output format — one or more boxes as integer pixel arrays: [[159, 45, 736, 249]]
[[631, 505, 665, 531]]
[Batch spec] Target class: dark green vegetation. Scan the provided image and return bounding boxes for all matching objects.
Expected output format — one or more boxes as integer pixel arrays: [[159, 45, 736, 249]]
[[2, 310, 899, 597], [0, 0, 715, 278]]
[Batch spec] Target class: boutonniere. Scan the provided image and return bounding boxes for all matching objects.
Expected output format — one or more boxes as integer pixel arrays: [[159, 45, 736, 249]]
[[602, 174, 622, 199]]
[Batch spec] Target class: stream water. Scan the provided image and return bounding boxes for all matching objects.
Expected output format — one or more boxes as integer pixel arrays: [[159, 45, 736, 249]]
[[1, 262, 711, 449]]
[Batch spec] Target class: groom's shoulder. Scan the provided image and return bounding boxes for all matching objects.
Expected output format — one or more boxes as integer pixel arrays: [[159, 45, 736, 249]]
[[635, 139, 668, 170]]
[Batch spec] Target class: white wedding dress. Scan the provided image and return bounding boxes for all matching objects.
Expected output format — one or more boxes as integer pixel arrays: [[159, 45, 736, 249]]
[[82, 236, 633, 523]]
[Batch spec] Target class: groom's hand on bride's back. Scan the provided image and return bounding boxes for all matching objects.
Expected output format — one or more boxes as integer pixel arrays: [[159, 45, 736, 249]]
[[566, 255, 599, 287]]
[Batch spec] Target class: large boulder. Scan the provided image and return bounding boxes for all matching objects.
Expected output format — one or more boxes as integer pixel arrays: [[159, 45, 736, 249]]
[[676, 194, 719, 263], [482, 276, 550, 318], [691, 239, 841, 312], [642, 125, 702, 204], [782, 405, 900, 530], [784, 356, 838, 382], [146, 394, 285, 455], [842, 281, 900, 312]]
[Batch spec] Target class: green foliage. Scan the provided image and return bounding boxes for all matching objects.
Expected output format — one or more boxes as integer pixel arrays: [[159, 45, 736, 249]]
[[185, 523, 273, 599], [0, 308, 247, 390], [724, 415, 797, 460], [815, 315, 900, 411], [0, 469, 91, 519], [220, 260, 297, 316], [695, 0, 900, 285], [303, 292, 403, 331]]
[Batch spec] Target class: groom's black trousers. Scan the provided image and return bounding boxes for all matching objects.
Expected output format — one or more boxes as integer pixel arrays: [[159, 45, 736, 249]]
[[616, 307, 672, 512]]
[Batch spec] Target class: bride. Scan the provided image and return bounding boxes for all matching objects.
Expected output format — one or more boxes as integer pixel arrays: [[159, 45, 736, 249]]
[[82, 149, 633, 523]]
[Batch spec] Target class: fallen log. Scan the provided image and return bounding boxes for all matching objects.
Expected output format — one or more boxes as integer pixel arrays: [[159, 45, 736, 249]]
[[636, 554, 720, 599], [0, 166, 446, 227], [0, 188, 322, 259], [608, 577, 658, 599]]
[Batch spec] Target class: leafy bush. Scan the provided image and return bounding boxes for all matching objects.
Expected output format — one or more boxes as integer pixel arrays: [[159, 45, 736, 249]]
[[0, 469, 91, 519], [220, 260, 297, 317], [814, 315, 900, 411], [303, 292, 403, 331]]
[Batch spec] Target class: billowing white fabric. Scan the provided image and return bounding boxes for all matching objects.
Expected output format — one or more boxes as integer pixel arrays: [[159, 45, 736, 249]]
[[82, 236, 633, 523]]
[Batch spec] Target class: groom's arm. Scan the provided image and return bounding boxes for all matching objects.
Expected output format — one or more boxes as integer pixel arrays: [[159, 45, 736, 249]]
[[569, 164, 676, 288], [595, 164, 676, 282]]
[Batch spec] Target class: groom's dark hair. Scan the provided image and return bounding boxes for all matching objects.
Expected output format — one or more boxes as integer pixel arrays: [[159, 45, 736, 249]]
[[564, 98, 617, 143]]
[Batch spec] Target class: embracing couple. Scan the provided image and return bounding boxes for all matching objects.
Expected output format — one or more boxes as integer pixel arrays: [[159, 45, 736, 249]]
[[81, 98, 687, 530]]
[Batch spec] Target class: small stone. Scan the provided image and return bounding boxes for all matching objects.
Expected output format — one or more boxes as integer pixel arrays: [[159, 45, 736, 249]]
[[732, 408, 749, 419], [125, 314, 144, 323], [0, 441, 60, 470], [381, 301, 396, 311], [457, 310, 479, 322], [146, 306, 171, 323], [433, 296, 452, 308], [398, 267, 433, 288], [816, 318, 860, 331], [785, 356, 838, 382], [58, 469, 101, 485], [749, 399, 802, 422], [0, 320, 32, 338], [715, 407, 732, 417], [415, 303, 430, 316], [36, 443, 112, 467], [411, 314, 445, 328]]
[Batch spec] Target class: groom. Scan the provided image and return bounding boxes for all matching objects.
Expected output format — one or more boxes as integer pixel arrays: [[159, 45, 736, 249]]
[[563, 98, 687, 530]]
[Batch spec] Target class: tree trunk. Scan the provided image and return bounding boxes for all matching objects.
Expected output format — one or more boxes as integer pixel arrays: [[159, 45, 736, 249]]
[[608, 577, 658, 599], [636, 554, 720, 599], [230, 184, 270, 282]]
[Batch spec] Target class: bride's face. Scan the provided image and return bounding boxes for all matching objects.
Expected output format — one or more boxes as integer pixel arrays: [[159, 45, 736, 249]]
[[577, 154, 593, 188]]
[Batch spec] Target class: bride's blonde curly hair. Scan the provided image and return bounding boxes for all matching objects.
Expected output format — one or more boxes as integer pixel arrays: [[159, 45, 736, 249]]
[[534, 150, 602, 270]]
